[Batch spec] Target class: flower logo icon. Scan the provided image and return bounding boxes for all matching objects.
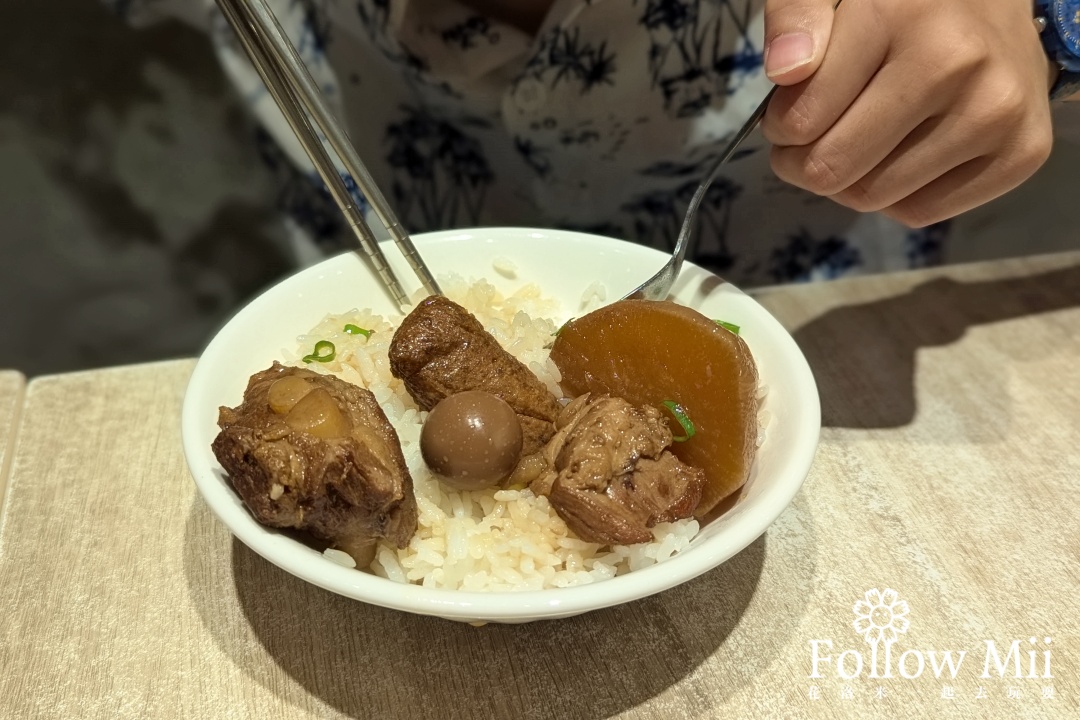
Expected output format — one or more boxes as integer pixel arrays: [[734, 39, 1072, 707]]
[[853, 588, 911, 644]]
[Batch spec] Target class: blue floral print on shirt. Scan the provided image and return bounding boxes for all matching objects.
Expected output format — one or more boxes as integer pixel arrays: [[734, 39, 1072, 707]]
[[109, 0, 951, 287]]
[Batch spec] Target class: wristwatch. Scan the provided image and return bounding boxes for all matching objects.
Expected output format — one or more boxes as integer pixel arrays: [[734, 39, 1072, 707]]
[[1035, 0, 1080, 99]]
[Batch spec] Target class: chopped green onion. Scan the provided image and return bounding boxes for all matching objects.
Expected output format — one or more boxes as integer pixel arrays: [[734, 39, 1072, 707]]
[[302, 340, 336, 363], [553, 318, 574, 337], [343, 324, 372, 338], [661, 400, 696, 442], [714, 319, 741, 335]]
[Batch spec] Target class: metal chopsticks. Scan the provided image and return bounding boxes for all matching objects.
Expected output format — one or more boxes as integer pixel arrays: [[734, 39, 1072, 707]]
[[215, 0, 441, 306]]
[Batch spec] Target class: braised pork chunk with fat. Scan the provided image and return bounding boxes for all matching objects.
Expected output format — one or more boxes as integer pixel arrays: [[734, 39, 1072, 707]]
[[531, 394, 705, 545], [212, 362, 418, 566]]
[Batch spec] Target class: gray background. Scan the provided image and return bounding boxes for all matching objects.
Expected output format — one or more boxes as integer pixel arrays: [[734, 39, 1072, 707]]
[[2, 1, 1077, 376]]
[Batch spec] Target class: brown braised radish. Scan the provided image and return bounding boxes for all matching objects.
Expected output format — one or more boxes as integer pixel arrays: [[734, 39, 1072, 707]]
[[550, 300, 758, 516]]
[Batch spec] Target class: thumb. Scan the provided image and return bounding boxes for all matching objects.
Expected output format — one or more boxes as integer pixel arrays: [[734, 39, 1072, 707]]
[[763, 0, 837, 85]]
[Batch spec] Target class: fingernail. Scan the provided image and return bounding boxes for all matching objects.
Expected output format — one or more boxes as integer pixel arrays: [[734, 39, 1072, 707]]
[[765, 33, 815, 78]]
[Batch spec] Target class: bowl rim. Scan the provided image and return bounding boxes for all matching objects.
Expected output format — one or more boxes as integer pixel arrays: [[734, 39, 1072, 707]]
[[181, 227, 820, 621]]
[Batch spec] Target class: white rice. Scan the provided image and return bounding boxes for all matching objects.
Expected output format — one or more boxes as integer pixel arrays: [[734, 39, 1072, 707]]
[[491, 256, 518, 279], [291, 274, 701, 591], [578, 281, 608, 312], [323, 548, 357, 569]]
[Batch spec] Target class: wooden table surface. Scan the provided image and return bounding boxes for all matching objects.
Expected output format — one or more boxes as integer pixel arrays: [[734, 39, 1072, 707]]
[[1, 253, 1078, 719]]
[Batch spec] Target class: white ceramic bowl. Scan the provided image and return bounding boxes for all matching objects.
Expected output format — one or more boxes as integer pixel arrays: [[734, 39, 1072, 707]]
[[181, 228, 820, 623]]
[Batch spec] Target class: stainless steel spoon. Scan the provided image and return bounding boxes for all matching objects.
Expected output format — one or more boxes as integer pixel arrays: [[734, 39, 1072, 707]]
[[622, 87, 776, 301], [626, 0, 844, 301]]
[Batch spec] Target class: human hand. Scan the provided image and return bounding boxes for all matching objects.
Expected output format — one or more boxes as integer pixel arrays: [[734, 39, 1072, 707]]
[[759, 0, 1056, 227]]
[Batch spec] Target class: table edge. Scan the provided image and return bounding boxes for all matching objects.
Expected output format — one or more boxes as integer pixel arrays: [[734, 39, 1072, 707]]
[[0, 371, 28, 530]]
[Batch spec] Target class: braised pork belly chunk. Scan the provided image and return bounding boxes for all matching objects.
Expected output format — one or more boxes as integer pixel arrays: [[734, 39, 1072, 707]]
[[211, 362, 418, 565], [531, 394, 705, 545]]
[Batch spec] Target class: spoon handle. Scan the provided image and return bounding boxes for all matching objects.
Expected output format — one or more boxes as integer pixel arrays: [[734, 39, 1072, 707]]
[[678, 0, 846, 276]]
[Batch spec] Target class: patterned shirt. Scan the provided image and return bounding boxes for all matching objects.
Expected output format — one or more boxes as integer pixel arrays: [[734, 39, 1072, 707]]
[[110, 0, 947, 285]]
